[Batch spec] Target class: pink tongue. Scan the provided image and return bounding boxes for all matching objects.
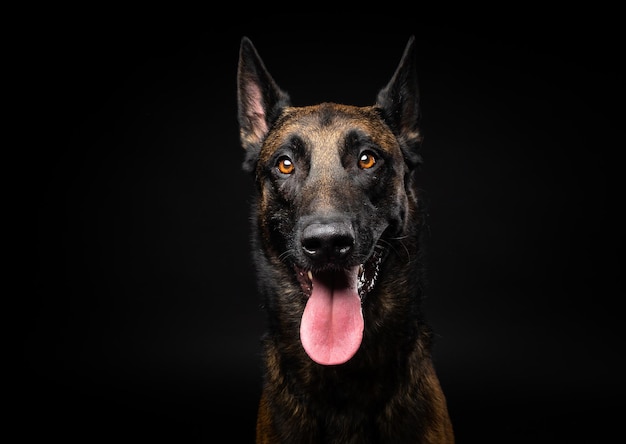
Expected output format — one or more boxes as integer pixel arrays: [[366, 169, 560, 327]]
[[300, 267, 364, 365]]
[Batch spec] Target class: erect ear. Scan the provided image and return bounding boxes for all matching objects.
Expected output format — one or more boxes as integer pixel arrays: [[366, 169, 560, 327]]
[[237, 36, 291, 172], [375, 35, 422, 168]]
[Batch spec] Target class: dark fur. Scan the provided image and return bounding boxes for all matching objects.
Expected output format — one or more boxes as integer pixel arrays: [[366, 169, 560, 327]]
[[237, 36, 454, 443]]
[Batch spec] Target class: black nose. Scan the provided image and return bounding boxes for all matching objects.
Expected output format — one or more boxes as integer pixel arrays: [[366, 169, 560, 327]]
[[301, 222, 355, 262]]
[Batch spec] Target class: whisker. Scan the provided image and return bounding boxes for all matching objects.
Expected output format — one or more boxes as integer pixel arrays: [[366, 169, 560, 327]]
[[278, 250, 294, 263], [378, 237, 412, 264]]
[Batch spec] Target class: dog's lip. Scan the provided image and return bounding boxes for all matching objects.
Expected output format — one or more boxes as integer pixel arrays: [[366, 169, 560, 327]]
[[295, 247, 386, 300], [296, 267, 313, 296]]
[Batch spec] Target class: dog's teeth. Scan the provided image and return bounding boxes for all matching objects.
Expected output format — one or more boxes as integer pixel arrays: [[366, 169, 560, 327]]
[[307, 270, 313, 281]]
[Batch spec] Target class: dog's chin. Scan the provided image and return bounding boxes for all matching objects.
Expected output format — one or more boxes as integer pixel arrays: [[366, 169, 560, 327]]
[[294, 246, 387, 301]]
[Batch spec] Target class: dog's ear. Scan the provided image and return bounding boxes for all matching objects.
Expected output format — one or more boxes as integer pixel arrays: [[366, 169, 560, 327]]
[[237, 36, 291, 173], [375, 35, 422, 168]]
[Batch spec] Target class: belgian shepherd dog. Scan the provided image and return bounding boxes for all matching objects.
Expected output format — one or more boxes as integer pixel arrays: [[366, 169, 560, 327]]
[[236, 35, 454, 443]]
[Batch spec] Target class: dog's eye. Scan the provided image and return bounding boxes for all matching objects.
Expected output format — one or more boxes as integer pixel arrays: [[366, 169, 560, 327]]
[[276, 156, 295, 175], [358, 151, 377, 169]]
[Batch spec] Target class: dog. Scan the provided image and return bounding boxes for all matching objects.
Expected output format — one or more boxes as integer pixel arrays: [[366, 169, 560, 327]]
[[236, 35, 454, 443]]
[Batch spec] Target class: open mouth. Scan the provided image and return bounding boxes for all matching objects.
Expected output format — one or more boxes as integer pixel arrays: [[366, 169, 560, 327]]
[[295, 246, 387, 366], [295, 245, 386, 301]]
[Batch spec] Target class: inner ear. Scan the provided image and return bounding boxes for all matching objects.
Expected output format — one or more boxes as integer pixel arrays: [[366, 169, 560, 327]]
[[240, 79, 270, 147]]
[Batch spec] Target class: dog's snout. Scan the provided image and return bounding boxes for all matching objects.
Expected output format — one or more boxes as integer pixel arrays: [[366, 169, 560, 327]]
[[301, 222, 355, 262]]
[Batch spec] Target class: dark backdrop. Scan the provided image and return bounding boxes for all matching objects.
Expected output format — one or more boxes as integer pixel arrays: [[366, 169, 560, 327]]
[[28, 15, 623, 443]]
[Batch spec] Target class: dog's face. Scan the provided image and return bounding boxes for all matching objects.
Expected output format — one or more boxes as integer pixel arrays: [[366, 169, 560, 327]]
[[238, 37, 422, 366], [257, 103, 407, 271]]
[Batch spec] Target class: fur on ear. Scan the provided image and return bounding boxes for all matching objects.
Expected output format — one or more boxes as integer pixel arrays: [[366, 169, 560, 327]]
[[375, 35, 423, 168], [237, 36, 291, 173]]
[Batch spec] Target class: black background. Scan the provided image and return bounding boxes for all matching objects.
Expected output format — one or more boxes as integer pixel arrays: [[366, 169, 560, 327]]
[[27, 15, 623, 443]]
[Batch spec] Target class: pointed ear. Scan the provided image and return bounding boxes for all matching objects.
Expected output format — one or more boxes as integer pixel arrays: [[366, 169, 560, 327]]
[[237, 36, 291, 172], [375, 35, 422, 168]]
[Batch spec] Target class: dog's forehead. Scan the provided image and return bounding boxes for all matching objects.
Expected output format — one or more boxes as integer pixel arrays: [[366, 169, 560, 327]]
[[260, 103, 399, 161]]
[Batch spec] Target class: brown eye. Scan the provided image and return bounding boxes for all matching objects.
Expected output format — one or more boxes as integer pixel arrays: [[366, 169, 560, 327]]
[[358, 151, 377, 169], [277, 156, 294, 174]]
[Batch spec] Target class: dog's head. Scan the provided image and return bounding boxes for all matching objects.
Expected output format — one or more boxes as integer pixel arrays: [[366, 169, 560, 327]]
[[237, 37, 423, 366]]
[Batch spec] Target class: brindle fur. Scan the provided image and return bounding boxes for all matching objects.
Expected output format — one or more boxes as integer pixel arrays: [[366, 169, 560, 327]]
[[237, 36, 454, 443]]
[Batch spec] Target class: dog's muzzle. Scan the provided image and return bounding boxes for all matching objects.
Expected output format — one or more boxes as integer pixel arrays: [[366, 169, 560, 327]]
[[295, 219, 387, 300]]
